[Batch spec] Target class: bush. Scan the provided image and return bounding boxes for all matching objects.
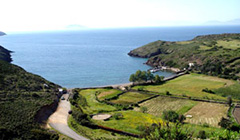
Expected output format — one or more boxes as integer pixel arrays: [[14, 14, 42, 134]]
[[113, 113, 123, 120], [218, 117, 232, 129], [202, 88, 215, 94], [198, 130, 207, 139], [162, 110, 179, 122], [142, 122, 193, 140], [230, 123, 240, 132], [140, 106, 148, 113], [166, 91, 171, 95]]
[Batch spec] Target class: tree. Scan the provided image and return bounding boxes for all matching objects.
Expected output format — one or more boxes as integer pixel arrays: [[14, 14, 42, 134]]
[[129, 74, 136, 82], [227, 96, 232, 107], [141, 71, 148, 82], [135, 70, 142, 81], [218, 117, 232, 129], [162, 110, 179, 122], [147, 71, 154, 83]]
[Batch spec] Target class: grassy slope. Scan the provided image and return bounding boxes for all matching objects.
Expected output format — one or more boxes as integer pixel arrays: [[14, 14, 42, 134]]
[[0, 46, 60, 139], [128, 33, 240, 79], [110, 92, 153, 105], [133, 73, 237, 100], [79, 89, 117, 114], [68, 116, 132, 140], [97, 89, 122, 101], [93, 110, 163, 135]]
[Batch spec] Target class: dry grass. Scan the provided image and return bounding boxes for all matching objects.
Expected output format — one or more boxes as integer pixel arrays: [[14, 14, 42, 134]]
[[184, 102, 229, 127]]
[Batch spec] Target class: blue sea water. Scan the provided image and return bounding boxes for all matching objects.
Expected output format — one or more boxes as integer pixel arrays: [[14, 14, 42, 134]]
[[1, 26, 240, 88]]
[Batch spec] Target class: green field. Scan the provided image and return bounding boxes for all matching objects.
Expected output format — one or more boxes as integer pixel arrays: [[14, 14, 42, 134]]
[[97, 89, 122, 101], [214, 83, 240, 99], [136, 96, 197, 116], [79, 89, 117, 114], [68, 116, 133, 140], [133, 73, 236, 100], [93, 110, 163, 135], [110, 92, 154, 105], [217, 40, 240, 50]]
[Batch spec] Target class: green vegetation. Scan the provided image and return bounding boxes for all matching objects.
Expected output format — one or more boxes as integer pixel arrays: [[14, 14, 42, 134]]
[[214, 83, 240, 99], [97, 89, 122, 101], [130, 70, 155, 83], [70, 85, 240, 139], [0, 45, 12, 62], [110, 92, 154, 105], [68, 116, 132, 140], [128, 33, 240, 80], [0, 47, 60, 139], [77, 89, 117, 114], [162, 110, 185, 123], [133, 73, 237, 100], [93, 110, 163, 135]]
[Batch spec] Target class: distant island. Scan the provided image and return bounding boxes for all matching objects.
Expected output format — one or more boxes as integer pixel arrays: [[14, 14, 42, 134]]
[[0, 31, 6, 36], [128, 33, 240, 80]]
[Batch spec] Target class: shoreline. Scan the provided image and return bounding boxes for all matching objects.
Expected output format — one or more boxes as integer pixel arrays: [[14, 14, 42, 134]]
[[69, 72, 181, 90]]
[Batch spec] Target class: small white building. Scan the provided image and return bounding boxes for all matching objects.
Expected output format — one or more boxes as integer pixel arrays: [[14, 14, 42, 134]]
[[189, 63, 194, 67], [59, 88, 63, 93]]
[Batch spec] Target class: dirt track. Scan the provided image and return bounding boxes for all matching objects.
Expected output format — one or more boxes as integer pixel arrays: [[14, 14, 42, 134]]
[[48, 94, 88, 140]]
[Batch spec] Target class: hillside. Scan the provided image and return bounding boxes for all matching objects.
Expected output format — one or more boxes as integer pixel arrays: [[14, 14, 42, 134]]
[[0, 45, 12, 62], [128, 33, 240, 80], [0, 46, 60, 139]]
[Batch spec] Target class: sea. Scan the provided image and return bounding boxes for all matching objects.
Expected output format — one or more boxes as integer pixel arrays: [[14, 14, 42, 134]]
[[1, 26, 240, 88]]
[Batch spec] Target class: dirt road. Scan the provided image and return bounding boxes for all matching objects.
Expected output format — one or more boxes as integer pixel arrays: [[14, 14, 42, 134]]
[[48, 93, 88, 140]]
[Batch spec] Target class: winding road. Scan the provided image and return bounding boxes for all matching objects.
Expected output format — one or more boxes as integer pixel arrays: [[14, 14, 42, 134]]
[[48, 93, 88, 140]]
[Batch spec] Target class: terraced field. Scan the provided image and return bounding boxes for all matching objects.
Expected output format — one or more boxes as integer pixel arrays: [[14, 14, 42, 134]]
[[97, 89, 122, 101], [184, 102, 228, 127], [135, 96, 197, 116], [110, 92, 154, 105]]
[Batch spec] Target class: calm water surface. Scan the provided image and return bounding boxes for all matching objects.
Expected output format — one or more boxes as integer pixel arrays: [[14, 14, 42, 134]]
[[0, 26, 240, 88]]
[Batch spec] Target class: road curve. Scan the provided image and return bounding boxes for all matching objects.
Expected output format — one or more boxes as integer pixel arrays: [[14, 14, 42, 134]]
[[48, 94, 88, 140]]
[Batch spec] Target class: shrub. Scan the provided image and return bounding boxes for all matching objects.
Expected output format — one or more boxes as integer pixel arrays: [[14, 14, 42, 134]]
[[218, 117, 232, 129], [162, 110, 179, 122], [113, 113, 123, 120], [166, 91, 171, 95], [198, 130, 207, 139], [202, 88, 215, 94], [140, 106, 148, 113], [227, 96, 232, 107], [142, 122, 193, 140]]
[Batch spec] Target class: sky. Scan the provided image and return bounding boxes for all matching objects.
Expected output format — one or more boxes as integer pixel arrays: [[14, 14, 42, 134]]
[[0, 0, 240, 32]]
